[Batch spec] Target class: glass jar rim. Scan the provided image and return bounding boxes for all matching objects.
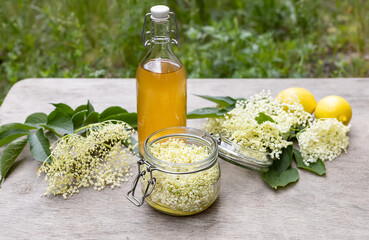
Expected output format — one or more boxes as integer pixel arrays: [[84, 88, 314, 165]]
[[143, 127, 218, 170]]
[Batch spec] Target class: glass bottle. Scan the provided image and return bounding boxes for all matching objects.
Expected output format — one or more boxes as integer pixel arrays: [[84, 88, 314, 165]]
[[136, 5, 187, 155]]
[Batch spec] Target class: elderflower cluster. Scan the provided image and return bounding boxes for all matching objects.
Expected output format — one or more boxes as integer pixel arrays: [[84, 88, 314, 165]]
[[145, 138, 220, 214], [37, 121, 136, 199], [297, 118, 350, 165], [149, 137, 210, 164], [205, 90, 312, 159]]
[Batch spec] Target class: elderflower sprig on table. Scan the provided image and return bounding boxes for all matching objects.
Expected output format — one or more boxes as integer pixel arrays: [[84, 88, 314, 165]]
[[37, 121, 137, 199], [205, 90, 312, 159], [190, 91, 351, 189], [297, 118, 350, 165]]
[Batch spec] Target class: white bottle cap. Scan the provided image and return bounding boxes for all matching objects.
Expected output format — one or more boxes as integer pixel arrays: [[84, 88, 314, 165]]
[[150, 5, 170, 19]]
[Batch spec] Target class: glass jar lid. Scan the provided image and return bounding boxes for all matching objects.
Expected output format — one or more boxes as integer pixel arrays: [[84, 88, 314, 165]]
[[217, 133, 272, 172]]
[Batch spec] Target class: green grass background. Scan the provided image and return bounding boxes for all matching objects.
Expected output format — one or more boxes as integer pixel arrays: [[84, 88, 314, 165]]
[[0, 0, 368, 104]]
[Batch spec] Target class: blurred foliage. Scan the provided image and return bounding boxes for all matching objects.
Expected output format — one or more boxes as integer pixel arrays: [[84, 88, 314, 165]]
[[0, 0, 368, 103]]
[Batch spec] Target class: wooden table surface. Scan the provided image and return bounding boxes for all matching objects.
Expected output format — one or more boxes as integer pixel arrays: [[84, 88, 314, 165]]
[[0, 78, 368, 240]]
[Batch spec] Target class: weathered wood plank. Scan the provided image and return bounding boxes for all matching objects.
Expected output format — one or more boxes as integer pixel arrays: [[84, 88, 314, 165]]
[[0, 78, 368, 240]]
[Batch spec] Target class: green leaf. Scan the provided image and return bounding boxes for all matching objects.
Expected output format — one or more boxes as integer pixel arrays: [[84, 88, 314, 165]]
[[255, 112, 275, 124], [46, 110, 74, 135], [273, 146, 293, 174], [84, 112, 100, 126], [216, 103, 238, 115], [103, 113, 137, 128], [25, 113, 48, 127], [72, 110, 87, 130], [261, 146, 299, 189], [100, 106, 128, 120], [225, 102, 238, 111], [293, 149, 326, 176], [74, 104, 88, 114], [195, 94, 236, 107], [0, 129, 29, 147], [74, 101, 94, 115], [51, 103, 74, 117], [0, 139, 28, 185], [87, 100, 95, 115], [28, 129, 51, 162], [0, 123, 36, 134], [261, 167, 299, 189], [187, 107, 220, 119]]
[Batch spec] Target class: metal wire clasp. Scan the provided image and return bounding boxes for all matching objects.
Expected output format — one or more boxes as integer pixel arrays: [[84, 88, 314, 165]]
[[141, 13, 152, 47], [126, 158, 156, 207], [210, 132, 221, 145], [169, 12, 180, 46]]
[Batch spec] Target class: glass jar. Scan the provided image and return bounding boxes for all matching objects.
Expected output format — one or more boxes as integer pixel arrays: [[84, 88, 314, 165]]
[[127, 127, 220, 216]]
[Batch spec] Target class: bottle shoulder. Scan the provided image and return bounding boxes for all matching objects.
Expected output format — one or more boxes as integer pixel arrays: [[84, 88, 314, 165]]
[[139, 44, 184, 74], [140, 58, 185, 74]]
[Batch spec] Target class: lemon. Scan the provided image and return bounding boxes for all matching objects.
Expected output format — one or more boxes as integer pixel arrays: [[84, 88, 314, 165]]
[[277, 87, 317, 114], [315, 95, 352, 125]]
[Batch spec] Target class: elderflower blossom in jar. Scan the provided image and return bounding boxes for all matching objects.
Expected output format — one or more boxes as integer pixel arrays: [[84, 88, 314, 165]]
[[127, 127, 221, 216]]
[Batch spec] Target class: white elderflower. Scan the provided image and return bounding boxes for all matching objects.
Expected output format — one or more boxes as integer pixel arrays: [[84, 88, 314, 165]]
[[297, 118, 350, 165], [205, 90, 312, 159], [149, 137, 210, 164], [37, 121, 136, 199]]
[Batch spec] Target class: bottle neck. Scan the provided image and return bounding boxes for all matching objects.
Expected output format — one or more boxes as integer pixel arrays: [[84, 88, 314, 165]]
[[140, 16, 182, 71], [150, 18, 170, 45]]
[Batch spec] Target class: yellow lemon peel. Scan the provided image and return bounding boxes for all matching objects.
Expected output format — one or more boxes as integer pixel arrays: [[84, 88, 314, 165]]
[[315, 95, 352, 125], [277, 87, 317, 114]]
